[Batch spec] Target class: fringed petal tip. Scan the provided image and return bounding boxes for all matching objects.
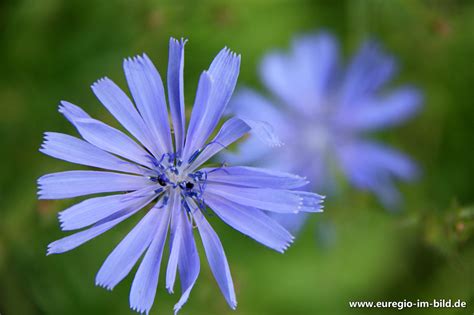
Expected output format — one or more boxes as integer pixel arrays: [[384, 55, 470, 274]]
[[123, 54, 153, 70], [95, 273, 117, 291], [45, 245, 54, 256], [58, 219, 76, 232], [220, 46, 241, 59], [39, 132, 55, 152], [277, 237, 295, 254], [39, 132, 50, 150], [170, 37, 188, 47], [46, 241, 63, 256], [295, 192, 325, 213], [57, 101, 68, 113], [130, 305, 151, 315], [211, 47, 241, 74], [173, 297, 210, 315], [90, 76, 111, 90], [58, 100, 89, 121], [36, 189, 46, 200], [95, 280, 115, 291], [127, 54, 146, 62], [290, 174, 309, 184], [57, 212, 67, 230]]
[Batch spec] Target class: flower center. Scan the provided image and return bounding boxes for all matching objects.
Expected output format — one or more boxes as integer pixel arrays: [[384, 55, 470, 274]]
[[145, 152, 208, 212]]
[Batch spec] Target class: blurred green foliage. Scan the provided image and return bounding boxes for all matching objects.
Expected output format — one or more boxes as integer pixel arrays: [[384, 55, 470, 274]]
[[0, 0, 473, 314]]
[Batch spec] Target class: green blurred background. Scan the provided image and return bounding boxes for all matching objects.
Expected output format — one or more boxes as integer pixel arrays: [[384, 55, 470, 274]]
[[1, 0, 473, 314]]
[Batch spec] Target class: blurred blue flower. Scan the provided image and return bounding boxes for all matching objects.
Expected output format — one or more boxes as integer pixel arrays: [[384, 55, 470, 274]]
[[38, 38, 323, 314], [225, 32, 422, 231]]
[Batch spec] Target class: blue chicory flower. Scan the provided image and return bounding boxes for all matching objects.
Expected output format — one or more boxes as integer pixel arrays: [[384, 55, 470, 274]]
[[224, 32, 422, 232], [38, 38, 324, 314]]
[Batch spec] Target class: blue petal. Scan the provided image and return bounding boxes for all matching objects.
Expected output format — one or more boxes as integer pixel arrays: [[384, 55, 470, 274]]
[[91, 77, 162, 157], [260, 33, 339, 113], [182, 71, 212, 160], [173, 204, 200, 314], [337, 141, 418, 207], [205, 184, 324, 214], [339, 86, 423, 131], [40, 132, 142, 174], [74, 118, 153, 168], [193, 207, 236, 309], [129, 206, 171, 314], [59, 100, 90, 121], [186, 117, 250, 172], [165, 191, 182, 293], [124, 54, 173, 155], [340, 40, 396, 107], [205, 193, 294, 252], [38, 171, 150, 199], [58, 185, 158, 231], [167, 38, 187, 154], [206, 47, 241, 128], [47, 197, 151, 255], [201, 166, 309, 189], [95, 204, 165, 290], [184, 48, 240, 159], [59, 101, 153, 168]]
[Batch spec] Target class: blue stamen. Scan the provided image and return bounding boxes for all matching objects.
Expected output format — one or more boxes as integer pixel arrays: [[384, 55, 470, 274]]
[[187, 141, 228, 164], [181, 198, 193, 213], [188, 170, 207, 182], [208, 162, 230, 175], [159, 194, 169, 208], [147, 155, 160, 167], [187, 149, 201, 165]]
